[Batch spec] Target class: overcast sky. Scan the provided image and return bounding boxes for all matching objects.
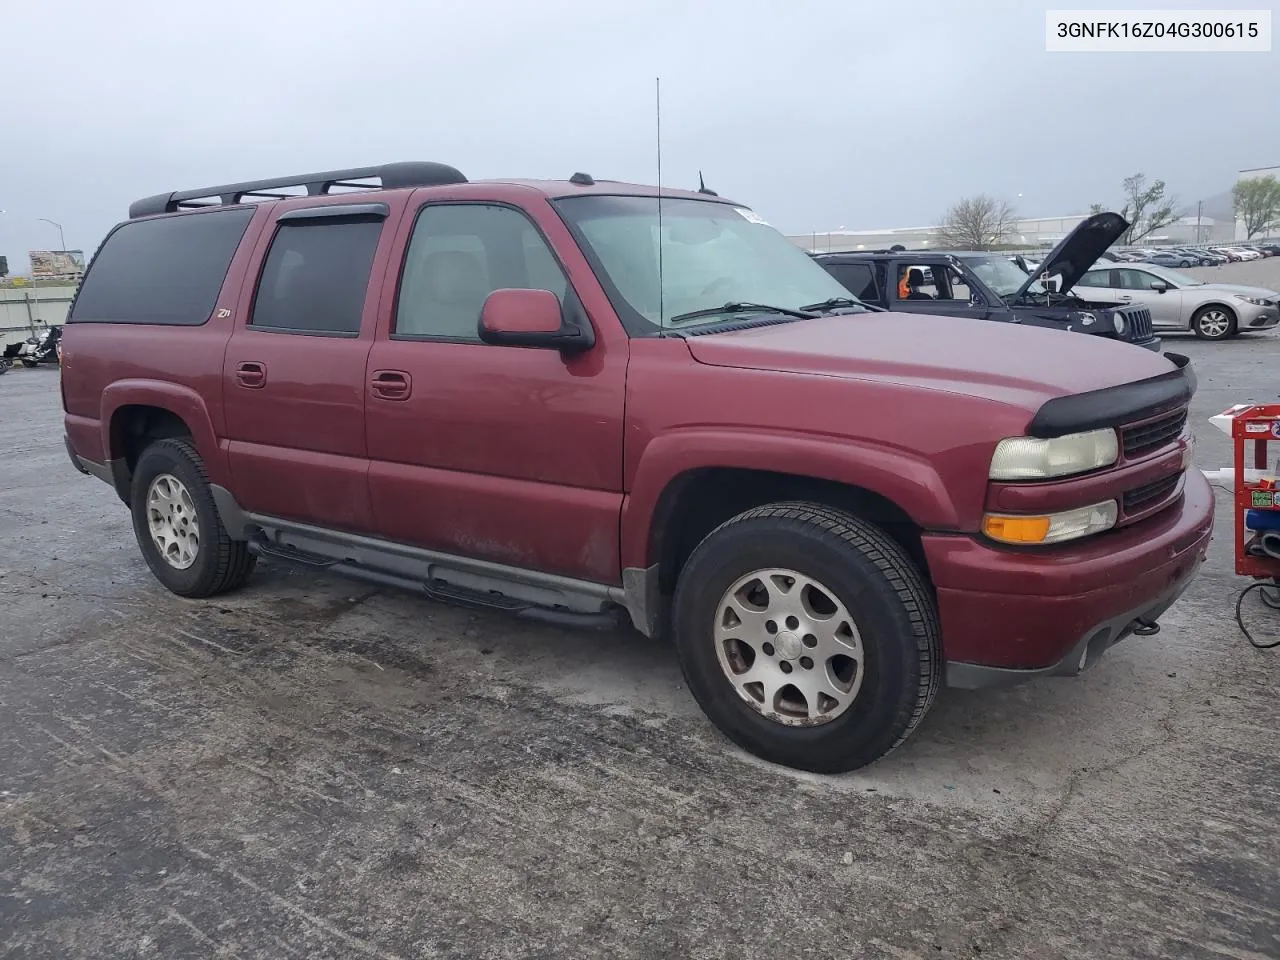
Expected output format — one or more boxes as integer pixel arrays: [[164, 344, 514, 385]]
[[0, 0, 1275, 269]]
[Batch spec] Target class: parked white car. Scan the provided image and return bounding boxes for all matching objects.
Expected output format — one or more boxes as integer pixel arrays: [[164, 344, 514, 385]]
[[1074, 262, 1280, 339], [1227, 247, 1263, 261]]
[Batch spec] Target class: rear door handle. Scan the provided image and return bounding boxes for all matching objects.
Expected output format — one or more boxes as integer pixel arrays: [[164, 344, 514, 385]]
[[370, 369, 412, 400], [235, 361, 266, 388]]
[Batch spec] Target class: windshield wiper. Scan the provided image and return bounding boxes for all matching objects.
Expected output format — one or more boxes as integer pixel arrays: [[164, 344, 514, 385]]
[[798, 297, 865, 312], [667, 302, 818, 325]]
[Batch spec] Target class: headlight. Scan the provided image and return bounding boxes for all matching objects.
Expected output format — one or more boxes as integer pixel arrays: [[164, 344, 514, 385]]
[[1112, 314, 1127, 335], [1234, 295, 1268, 306], [1075, 311, 1097, 326], [983, 500, 1118, 545], [989, 429, 1119, 481]]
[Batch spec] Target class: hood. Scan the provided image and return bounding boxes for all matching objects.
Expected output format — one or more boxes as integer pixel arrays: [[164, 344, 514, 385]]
[[1011, 211, 1129, 301], [1191, 282, 1280, 301], [683, 312, 1178, 410]]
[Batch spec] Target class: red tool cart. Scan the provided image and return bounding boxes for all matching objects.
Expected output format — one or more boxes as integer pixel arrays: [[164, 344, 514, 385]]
[[1223, 403, 1280, 579], [1213, 403, 1280, 647]]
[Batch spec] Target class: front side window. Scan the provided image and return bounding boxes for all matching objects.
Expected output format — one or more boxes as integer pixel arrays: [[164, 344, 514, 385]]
[[1118, 269, 1157, 291], [395, 204, 569, 340], [251, 218, 383, 334], [1142, 264, 1201, 287], [552, 195, 855, 332], [896, 264, 941, 300]]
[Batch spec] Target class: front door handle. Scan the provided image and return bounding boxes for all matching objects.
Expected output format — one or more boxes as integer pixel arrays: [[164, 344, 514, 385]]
[[235, 361, 266, 388], [1118, 295, 1132, 301], [370, 369, 412, 400]]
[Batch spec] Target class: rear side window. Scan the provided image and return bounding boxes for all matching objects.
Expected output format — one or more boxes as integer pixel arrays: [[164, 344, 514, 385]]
[[250, 218, 383, 335], [823, 262, 878, 302], [69, 208, 254, 324]]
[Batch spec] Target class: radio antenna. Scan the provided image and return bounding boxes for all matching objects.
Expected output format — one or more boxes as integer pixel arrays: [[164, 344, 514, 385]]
[[656, 76, 665, 330]]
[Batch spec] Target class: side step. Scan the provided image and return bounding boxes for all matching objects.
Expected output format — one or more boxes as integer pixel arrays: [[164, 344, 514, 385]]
[[246, 535, 624, 631], [251, 536, 339, 568]]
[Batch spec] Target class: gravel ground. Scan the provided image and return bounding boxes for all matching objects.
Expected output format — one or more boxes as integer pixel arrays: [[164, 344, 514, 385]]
[[2, 265, 1279, 958]]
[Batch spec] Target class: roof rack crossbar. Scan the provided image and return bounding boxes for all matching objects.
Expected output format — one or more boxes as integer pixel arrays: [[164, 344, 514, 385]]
[[128, 161, 468, 219]]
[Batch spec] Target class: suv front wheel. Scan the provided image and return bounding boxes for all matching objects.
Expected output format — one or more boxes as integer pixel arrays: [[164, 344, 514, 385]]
[[671, 501, 941, 773], [129, 438, 257, 598]]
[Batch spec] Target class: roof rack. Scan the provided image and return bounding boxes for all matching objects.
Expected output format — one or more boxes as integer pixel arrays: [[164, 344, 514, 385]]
[[128, 161, 468, 219]]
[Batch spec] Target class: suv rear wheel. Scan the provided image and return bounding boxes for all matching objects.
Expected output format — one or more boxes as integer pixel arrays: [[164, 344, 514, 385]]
[[129, 438, 256, 598], [671, 501, 941, 773]]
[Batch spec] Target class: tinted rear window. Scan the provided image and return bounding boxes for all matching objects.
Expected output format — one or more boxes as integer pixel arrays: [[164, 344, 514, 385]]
[[69, 208, 254, 325], [250, 218, 383, 335], [823, 262, 878, 301]]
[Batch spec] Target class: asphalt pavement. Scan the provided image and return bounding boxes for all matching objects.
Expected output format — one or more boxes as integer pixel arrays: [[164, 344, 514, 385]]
[[2, 277, 1279, 959]]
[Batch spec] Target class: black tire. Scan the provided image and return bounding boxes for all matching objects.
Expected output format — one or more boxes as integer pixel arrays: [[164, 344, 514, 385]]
[[671, 501, 941, 774], [1191, 304, 1237, 340], [1179, 260, 1190, 268], [129, 438, 256, 598], [21, 359, 37, 368]]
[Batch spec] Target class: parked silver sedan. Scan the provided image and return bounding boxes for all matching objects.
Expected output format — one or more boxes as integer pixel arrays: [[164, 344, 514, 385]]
[[1074, 262, 1280, 340]]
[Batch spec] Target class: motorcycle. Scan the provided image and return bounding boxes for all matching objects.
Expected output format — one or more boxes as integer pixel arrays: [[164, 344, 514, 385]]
[[4, 325, 63, 368]]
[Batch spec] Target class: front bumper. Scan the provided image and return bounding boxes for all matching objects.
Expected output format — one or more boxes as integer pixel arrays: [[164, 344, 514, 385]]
[[1241, 306, 1279, 329], [924, 469, 1214, 687]]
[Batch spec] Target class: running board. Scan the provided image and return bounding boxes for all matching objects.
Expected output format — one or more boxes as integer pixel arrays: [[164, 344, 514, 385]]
[[242, 519, 629, 631]]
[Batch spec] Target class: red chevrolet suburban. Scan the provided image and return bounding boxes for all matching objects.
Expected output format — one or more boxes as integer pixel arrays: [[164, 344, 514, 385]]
[[60, 162, 1214, 772]]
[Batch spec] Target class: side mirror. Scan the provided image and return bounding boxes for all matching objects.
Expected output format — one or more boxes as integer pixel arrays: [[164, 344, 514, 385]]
[[1150, 281, 1170, 293], [478, 288, 594, 352]]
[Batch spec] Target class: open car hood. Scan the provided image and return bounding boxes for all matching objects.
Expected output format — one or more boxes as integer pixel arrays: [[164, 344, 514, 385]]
[[1012, 211, 1129, 301]]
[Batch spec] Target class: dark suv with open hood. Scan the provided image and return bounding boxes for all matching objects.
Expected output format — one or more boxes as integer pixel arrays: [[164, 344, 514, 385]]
[[812, 212, 1160, 351]]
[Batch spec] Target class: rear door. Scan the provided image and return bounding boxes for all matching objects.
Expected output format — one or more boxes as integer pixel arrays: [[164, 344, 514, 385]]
[[363, 197, 628, 583], [820, 260, 884, 307], [221, 199, 401, 532]]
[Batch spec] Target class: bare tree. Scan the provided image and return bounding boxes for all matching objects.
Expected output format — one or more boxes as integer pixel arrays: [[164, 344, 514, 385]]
[[1233, 175, 1280, 239], [1088, 203, 1105, 215], [934, 195, 1017, 250], [1119, 173, 1177, 243]]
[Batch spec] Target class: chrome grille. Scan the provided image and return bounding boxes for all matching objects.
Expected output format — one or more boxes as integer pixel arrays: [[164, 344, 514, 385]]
[[1122, 409, 1187, 459], [1122, 472, 1181, 514]]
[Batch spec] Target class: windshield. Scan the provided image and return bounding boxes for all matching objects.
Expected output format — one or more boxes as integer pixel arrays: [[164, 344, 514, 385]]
[[551, 195, 858, 330], [1142, 263, 1203, 287], [964, 255, 1045, 298]]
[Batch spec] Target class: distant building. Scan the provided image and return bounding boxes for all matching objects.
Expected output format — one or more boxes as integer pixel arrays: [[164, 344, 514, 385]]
[[789, 211, 1231, 254]]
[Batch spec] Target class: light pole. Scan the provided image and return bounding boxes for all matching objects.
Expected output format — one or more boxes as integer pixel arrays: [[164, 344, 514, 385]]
[[38, 218, 67, 251]]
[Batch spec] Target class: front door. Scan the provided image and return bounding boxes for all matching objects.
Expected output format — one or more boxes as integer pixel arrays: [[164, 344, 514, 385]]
[[221, 200, 401, 532], [890, 261, 985, 320], [1115, 268, 1184, 328], [364, 199, 629, 584]]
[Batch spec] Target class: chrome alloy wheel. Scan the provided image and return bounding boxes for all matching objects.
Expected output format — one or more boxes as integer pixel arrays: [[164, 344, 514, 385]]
[[714, 568, 865, 726], [146, 473, 200, 570]]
